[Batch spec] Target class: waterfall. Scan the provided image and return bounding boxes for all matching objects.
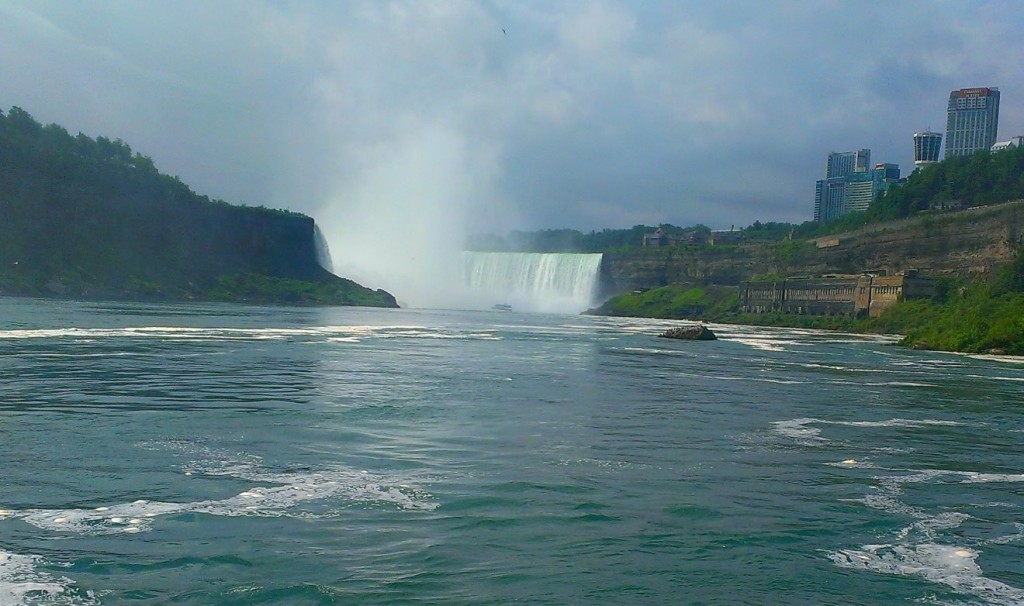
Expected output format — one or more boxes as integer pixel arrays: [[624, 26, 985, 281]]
[[313, 223, 334, 273], [462, 252, 603, 314]]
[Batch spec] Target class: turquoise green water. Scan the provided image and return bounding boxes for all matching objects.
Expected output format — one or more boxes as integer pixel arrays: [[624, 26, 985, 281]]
[[1, 298, 1023, 605]]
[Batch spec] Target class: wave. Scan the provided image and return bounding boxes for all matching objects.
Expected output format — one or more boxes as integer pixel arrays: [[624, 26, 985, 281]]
[[771, 417, 965, 446], [831, 543, 1024, 606], [832, 463, 1024, 604], [0, 325, 502, 344], [0, 549, 96, 606], [4, 443, 437, 536]]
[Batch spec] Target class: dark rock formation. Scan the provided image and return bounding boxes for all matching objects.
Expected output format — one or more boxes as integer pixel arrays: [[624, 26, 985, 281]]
[[659, 324, 717, 340]]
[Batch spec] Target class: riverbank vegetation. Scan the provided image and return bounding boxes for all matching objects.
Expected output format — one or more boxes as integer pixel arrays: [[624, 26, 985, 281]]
[[204, 274, 397, 307], [589, 251, 1024, 355]]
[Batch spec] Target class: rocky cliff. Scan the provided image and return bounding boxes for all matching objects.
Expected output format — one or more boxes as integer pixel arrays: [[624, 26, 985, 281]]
[[0, 106, 397, 306], [600, 200, 1024, 296]]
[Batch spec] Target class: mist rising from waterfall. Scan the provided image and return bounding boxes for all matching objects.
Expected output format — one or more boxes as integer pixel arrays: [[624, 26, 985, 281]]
[[314, 121, 507, 309]]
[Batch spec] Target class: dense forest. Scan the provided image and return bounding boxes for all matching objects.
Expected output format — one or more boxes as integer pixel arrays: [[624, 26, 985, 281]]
[[0, 107, 397, 306]]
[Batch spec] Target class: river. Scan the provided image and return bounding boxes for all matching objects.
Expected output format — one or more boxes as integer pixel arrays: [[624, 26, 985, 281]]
[[1, 298, 1022, 605]]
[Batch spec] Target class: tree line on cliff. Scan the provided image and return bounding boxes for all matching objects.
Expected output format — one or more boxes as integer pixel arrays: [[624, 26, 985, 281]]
[[469, 145, 1024, 253], [0, 106, 396, 306]]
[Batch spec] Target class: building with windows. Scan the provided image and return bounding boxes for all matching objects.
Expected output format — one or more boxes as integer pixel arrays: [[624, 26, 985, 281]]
[[814, 178, 846, 223], [992, 136, 1024, 152], [945, 87, 1000, 159], [913, 131, 942, 168], [843, 163, 901, 214], [813, 151, 900, 223], [814, 149, 870, 223], [825, 149, 870, 178], [739, 272, 935, 318]]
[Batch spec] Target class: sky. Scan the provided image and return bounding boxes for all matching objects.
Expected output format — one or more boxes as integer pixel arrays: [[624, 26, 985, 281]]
[[1, 1, 1023, 300]]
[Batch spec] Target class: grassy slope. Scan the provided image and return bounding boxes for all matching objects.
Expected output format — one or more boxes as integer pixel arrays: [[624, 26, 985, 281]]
[[588, 272, 1024, 355]]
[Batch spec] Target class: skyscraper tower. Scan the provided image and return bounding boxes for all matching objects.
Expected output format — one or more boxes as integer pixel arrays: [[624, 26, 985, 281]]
[[913, 130, 942, 168], [825, 149, 870, 178], [814, 149, 871, 223], [944, 87, 1000, 159], [813, 149, 899, 224]]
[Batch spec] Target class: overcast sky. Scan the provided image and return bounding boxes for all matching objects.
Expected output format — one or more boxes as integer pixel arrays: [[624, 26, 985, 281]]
[[2, 1, 1023, 293]]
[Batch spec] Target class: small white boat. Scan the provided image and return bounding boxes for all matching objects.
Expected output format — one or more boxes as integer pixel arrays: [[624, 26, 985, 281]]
[[492, 303, 512, 311]]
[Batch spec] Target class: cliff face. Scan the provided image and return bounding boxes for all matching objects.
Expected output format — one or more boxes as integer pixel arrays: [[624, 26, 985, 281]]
[[600, 201, 1024, 295], [0, 107, 397, 306]]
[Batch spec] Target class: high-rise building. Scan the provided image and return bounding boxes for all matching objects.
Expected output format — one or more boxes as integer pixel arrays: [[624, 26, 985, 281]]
[[815, 149, 871, 223], [843, 163, 901, 215], [825, 149, 871, 179], [913, 131, 942, 168], [945, 87, 1000, 159], [813, 154, 900, 223], [814, 179, 846, 223]]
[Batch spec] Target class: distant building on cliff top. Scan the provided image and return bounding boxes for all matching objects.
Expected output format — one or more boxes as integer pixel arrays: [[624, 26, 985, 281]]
[[813, 149, 900, 223], [814, 150, 869, 224], [913, 130, 942, 168], [945, 87, 1000, 159], [844, 163, 901, 214], [992, 136, 1024, 152]]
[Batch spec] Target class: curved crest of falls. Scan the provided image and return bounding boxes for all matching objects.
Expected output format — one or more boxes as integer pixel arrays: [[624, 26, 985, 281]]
[[461, 252, 603, 314]]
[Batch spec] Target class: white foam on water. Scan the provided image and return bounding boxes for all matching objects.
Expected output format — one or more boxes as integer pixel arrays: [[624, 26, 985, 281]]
[[553, 458, 648, 471], [958, 472, 1024, 484], [771, 418, 827, 445], [12, 444, 437, 536], [830, 544, 1024, 606], [836, 419, 964, 428], [965, 353, 1024, 365], [834, 463, 1024, 604], [827, 458, 873, 469], [729, 338, 794, 352], [988, 523, 1024, 545], [14, 469, 436, 535], [0, 324, 506, 345], [772, 418, 965, 447], [0, 550, 95, 605], [620, 346, 696, 356], [800, 362, 877, 372], [891, 358, 970, 368], [857, 493, 927, 519], [965, 374, 1024, 383]]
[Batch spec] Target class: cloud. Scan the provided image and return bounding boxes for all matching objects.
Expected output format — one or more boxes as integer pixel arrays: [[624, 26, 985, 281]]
[[2, 0, 1024, 298]]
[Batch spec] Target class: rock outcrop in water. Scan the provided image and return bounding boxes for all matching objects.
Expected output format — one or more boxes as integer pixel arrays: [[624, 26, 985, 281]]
[[659, 325, 717, 340], [0, 106, 397, 307]]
